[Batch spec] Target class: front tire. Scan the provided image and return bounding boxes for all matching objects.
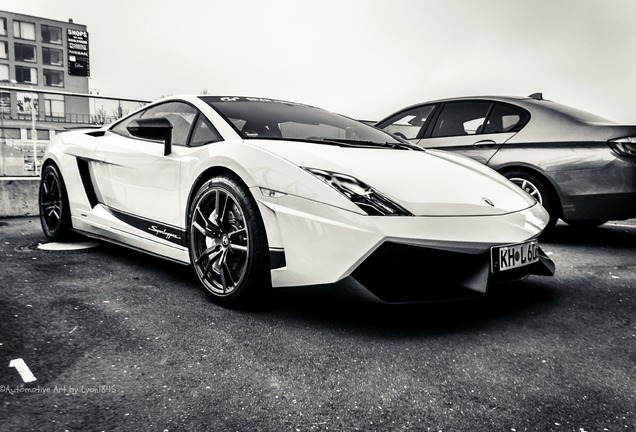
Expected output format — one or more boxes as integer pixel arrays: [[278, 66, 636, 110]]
[[39, 164, 73, 241], [504, 170, 559, 232], [188, 175, 270, 307]]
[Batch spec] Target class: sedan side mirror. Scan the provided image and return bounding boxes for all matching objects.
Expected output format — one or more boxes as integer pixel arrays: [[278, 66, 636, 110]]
[[127, 117, 173, 156]]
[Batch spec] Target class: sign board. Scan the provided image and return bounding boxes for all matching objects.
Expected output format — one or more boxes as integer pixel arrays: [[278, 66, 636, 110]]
[[67, 28, 90, 77]]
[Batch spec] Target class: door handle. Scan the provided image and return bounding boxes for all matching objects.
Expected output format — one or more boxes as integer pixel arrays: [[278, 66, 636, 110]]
[[473, 140, 497, 149]]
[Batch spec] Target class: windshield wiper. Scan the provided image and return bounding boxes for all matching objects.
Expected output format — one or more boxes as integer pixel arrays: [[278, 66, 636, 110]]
[[302, 138, 423, 151], [300, 138, 368, 148], [386, 141, 424, 151]]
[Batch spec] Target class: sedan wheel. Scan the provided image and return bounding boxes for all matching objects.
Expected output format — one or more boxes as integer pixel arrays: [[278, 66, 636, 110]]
[[504, 170, 559, 231], [39, 164, 72, 241], [188, 176, 269, 306]]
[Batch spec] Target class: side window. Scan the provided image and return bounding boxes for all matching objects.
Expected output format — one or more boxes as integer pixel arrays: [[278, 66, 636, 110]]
[[483, 103, 529, 134], [431, 102, 491, 137], [141, 102, 196, 146], [190, 116, 222, 147], [379, 105, 436, 140], [110, 110, 145, 138]]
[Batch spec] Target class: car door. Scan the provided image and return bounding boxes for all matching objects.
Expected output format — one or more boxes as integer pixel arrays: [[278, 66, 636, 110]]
[[418, 101, 527, 165], [93, 101, 197, 231]]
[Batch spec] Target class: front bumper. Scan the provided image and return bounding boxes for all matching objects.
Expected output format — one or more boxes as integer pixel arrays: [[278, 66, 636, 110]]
[[255, 191, 553, 299]]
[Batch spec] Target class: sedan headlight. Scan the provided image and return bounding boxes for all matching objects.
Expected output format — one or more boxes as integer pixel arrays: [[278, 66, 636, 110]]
[[303, 167, 412, 216], [609, 137, 636, 157]]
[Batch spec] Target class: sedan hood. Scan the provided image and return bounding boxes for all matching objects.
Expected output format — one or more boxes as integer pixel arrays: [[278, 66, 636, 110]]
[[250, 140, 537, 216]]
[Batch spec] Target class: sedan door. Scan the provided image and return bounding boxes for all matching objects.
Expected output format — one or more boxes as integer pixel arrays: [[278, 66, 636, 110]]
[[93, 102, 197, 231]]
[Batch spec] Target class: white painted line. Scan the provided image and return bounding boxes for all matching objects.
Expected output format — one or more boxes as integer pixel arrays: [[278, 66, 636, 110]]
[[0, 177, 39, 181], [607, 223, 636, 229], [9, 358, 37, 383]]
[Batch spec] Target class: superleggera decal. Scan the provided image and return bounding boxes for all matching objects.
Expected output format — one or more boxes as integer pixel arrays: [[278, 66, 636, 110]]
[[148, 225, 183, 242], [108, 208, 187, 247]]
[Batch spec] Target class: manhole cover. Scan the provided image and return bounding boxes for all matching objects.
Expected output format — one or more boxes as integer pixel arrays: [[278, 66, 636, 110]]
[[37, 241, 101, 251], [15, 241, 102, 253]]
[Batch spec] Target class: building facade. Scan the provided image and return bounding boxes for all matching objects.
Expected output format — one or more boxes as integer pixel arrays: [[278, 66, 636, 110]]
[[0, 10, 90, 176]]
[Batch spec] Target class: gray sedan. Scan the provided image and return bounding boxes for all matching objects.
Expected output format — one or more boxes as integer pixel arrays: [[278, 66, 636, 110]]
[[376, 93, 636, 230]]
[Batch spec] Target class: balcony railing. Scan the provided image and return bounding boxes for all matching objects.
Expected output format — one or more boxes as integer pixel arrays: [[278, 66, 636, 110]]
[[2, 110, 120, 126]]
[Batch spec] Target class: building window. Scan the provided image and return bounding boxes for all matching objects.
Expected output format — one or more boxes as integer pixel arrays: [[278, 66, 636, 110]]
[[43, 69, 64, 87], [0, 128, 21, 140], [0, 64, 9, 81], [16, 92, 38, 117], [0, 91, 10, 115], [13, 21, 36, 40], [27, 129, 50, 140], [0, 18, 6, 36], [41, 25, 62, 44], [44, 94, 65, 118], [42, 47, 63, 66], [15, 43, 37, 62], [0, 41, 7, 59], [15, 66, 37, 84]]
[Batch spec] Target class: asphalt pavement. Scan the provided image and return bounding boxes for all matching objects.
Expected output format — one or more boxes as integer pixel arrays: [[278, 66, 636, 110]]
[[0, 216, 635, 431]]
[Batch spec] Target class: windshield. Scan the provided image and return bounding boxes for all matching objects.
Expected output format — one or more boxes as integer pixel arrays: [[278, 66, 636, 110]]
[[201, 96, 404, 144]]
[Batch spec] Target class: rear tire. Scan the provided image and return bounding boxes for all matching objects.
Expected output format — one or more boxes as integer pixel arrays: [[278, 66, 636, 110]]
[[188, 175, 270, 307], [503, 170, 559, 232], [39, 164, 73, 241]]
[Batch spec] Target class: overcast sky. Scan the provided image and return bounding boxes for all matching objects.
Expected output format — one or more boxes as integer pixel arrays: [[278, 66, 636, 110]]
[[5, 0, 636, 122]]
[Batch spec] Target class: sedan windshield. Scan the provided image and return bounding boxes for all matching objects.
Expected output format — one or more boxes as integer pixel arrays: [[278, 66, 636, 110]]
[[201, 96, 407, 147]]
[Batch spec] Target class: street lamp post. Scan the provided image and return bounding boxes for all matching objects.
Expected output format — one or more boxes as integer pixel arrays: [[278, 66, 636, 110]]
[[31, 90, 38, 176]]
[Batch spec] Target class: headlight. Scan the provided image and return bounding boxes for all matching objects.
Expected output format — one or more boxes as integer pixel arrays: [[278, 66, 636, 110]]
[[303, 167, 412, 216], [609, 137, 636, 158]]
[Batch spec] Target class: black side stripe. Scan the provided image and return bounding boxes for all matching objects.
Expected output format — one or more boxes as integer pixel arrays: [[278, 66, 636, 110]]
[[104, 200, 286, 268], [108, 208, 188, 247], [109, 208, 286, 269]]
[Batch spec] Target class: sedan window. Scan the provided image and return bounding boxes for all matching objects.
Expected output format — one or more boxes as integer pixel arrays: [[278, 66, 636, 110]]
[[378, 105, 436, 139], [431, 101, 491, 137], [483, 103, 529, 133]]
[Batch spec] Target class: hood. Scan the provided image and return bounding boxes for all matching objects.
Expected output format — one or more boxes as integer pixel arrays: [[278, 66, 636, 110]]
[[250, 140, 537, 216]]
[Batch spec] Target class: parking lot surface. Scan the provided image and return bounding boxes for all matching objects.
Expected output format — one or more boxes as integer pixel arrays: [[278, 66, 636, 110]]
[[1, 217, 635, 431]]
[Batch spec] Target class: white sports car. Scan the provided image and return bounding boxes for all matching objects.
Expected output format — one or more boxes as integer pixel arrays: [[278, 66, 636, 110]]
[[39, 95, 555, 306]]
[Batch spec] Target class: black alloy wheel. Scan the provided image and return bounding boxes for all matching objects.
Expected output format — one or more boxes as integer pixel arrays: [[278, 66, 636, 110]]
[[39, 164, 72, 241], [188, 175, 270, 306]]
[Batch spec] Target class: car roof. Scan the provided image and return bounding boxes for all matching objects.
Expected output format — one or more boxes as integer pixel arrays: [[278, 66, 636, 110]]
[[423, 95, 538, 104], [386, 94, 616, 125]]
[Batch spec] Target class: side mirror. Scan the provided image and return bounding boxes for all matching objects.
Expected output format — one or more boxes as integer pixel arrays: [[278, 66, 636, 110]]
[[127, 117, 173, 156]]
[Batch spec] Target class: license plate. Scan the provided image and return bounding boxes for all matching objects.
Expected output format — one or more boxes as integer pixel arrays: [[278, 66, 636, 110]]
[[491, 240, 540, 273]]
